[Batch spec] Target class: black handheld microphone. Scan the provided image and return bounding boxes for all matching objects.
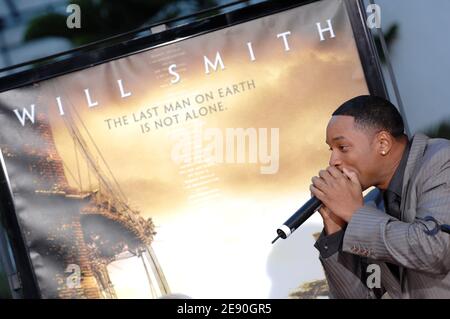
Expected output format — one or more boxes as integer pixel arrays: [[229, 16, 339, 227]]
[[272, 197, 322, 244]]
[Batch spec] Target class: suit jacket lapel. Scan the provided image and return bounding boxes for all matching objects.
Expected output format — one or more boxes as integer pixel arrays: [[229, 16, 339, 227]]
[[398, 133, 429, 288], [400, 133, 429, 222]]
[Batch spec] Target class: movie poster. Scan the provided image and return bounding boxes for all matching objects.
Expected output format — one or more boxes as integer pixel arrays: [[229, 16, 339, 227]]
[[0, 0, 370, 298]]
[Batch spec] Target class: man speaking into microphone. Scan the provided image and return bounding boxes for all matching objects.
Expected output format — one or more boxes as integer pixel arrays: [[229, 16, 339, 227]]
[[310, 95, 450, 298]]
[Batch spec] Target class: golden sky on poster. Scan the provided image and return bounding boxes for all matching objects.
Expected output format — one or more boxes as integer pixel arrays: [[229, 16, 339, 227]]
[[47, 50, 367, 222]]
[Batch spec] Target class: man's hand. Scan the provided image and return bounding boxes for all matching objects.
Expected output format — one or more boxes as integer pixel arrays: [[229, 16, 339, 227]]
[[318, 205, 346, 235], [310, 166, 364, 223]]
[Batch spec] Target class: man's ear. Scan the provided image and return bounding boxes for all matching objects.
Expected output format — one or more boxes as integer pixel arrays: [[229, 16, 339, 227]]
[[376, 131, 393, 156]]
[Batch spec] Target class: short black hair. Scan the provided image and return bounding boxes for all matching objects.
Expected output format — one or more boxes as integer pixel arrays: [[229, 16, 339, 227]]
[[332, 95, 405, 137]]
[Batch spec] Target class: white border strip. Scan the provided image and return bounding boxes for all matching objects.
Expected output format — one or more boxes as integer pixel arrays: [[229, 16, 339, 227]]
[[0, 148, 15, 201]]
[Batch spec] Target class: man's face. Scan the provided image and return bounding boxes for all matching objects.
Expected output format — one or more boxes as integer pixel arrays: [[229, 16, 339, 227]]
[[326, 115, 379, 190]]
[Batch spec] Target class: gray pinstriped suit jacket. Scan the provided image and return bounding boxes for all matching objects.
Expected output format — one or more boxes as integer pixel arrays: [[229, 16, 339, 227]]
[[318, 133, 450, 298]]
